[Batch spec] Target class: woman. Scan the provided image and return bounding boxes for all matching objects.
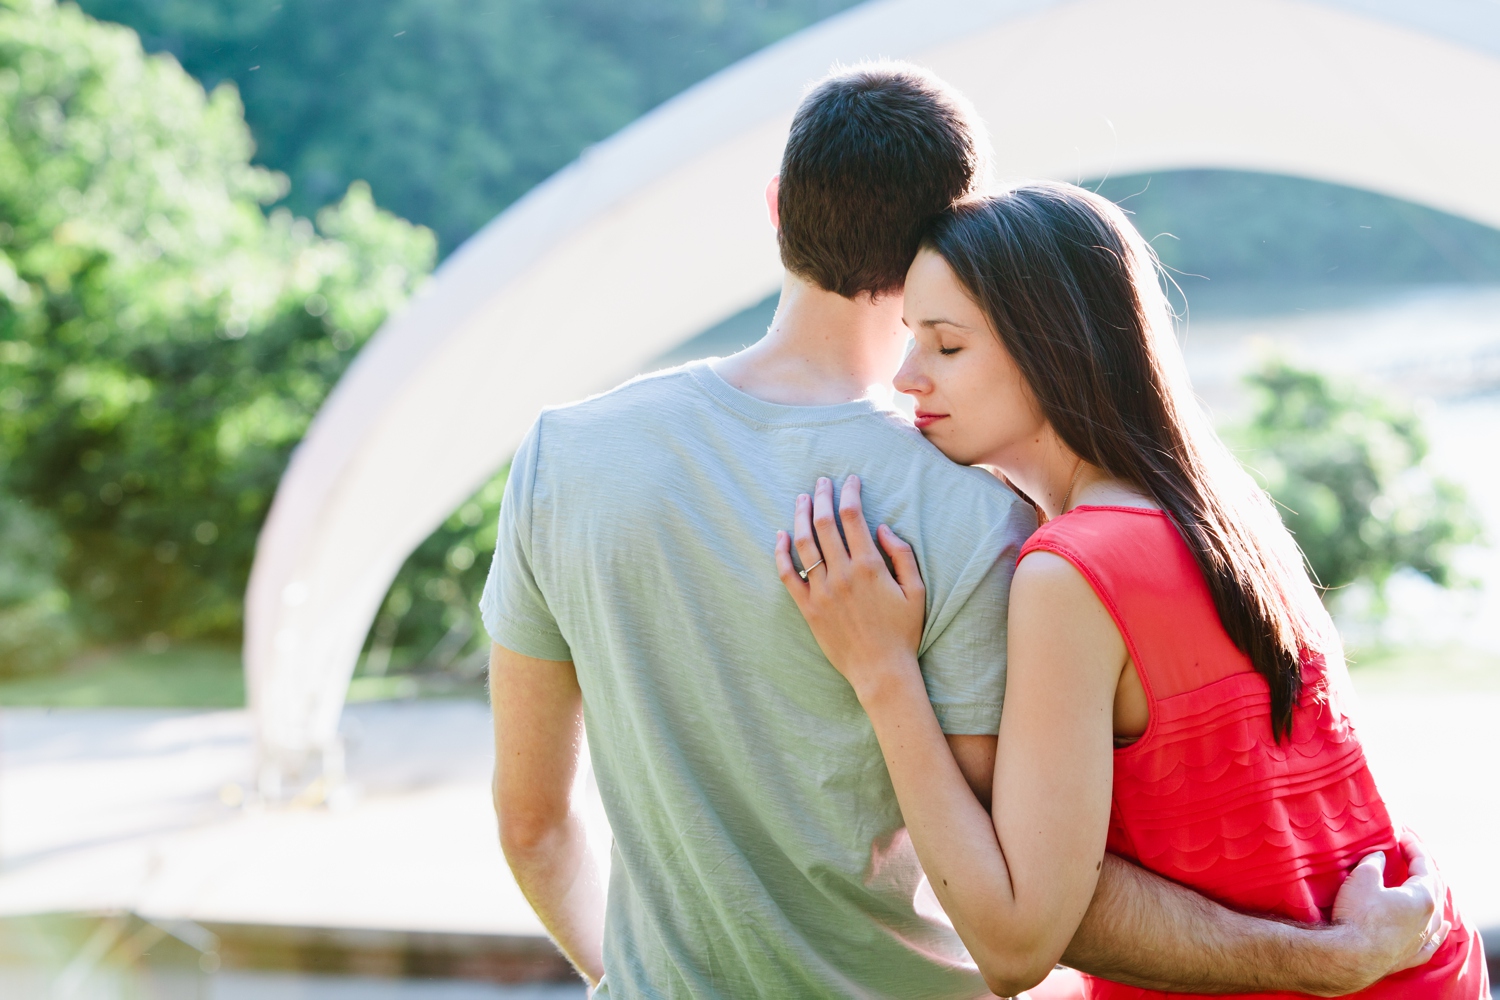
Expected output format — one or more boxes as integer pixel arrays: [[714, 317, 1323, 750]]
[[772, 183, 1486, 997]]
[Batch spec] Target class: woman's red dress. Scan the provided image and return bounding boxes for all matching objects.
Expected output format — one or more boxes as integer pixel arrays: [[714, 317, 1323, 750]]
[[1020, 506, 1487, 999]]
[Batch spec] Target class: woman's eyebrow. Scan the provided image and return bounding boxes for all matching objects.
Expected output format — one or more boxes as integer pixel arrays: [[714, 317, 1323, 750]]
[[918, 317, 976, 332]]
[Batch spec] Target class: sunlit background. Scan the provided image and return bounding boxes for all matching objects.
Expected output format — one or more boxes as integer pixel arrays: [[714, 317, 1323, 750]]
[[1, 0, 1497, 996]]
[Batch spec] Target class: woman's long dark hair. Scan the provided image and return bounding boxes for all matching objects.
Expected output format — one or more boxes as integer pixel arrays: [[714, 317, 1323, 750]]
[[925, 184, 1325, 740]]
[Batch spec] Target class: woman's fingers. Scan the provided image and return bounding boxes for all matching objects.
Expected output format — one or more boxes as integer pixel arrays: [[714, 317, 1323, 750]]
[[811, 477, 850, 570], [878, 524, 925, 601], [790, 475, 903, 584], [772, 477, 928, 684], [837, 476, 880, 562], [791, 493, 825, 580], [775, 530, 810, 607]]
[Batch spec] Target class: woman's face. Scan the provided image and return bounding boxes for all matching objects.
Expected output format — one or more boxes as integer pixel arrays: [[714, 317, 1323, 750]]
[[895, 249, 1048, 469]]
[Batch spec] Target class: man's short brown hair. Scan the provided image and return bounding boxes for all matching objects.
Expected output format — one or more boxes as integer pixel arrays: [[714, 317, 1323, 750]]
[[778, 63, 986, 299]]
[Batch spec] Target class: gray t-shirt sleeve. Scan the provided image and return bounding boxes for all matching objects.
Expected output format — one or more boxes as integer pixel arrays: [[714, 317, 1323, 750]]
[[916, 497, 1036, 735], [479, 417, 573, 662]]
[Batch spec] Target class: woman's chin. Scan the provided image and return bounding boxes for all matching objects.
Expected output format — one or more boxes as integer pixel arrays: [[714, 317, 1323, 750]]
[[921, 433, 971, 466]]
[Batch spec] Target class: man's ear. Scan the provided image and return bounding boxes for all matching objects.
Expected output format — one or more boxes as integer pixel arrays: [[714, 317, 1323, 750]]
[[765, 175, 780, 232]]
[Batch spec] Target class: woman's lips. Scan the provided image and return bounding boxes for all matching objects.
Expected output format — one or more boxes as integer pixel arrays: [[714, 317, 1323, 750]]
[[913, 412, 948, 429]]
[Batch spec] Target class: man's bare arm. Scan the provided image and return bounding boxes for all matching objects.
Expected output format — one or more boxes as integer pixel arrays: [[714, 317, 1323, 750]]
[[490, 643, 605, 986], [1065, 845, 1448, 995]]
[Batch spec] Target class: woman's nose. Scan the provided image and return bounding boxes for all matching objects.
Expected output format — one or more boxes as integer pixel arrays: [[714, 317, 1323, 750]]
[[894, 355, 927, 396]]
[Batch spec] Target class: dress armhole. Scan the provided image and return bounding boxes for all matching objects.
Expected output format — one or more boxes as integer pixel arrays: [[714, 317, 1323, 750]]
[[1018, 538, 1164, 756]]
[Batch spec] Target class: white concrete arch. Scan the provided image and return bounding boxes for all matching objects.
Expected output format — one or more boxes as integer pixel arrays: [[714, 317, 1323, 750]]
[[244, 0, 1500, 779]]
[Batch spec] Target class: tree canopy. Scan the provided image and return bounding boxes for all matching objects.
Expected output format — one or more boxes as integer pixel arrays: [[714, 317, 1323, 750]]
[[0, 0, 434, 672], [77, 0, 863, 254]]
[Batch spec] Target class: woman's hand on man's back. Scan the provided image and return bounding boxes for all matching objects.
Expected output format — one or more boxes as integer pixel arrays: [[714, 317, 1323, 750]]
[[775, 474, 927, 706]]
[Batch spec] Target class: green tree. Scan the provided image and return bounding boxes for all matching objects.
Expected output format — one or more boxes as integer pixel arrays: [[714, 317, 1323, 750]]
[[0, 0, 435, 672], [0, 493, 77, 672], [78, 0, 863, 253], [1235, 361, 1481, 600]]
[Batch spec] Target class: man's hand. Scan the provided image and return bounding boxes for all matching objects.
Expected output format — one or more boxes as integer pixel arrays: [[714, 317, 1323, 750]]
[[1323, 832, 1449, 989]]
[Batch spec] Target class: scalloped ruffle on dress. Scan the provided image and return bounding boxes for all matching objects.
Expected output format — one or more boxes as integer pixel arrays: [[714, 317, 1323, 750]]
[[1110, 679, 1393, 919]]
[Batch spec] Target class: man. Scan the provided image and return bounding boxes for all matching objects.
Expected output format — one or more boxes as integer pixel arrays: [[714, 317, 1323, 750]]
[[483, 64, 1442, 997]]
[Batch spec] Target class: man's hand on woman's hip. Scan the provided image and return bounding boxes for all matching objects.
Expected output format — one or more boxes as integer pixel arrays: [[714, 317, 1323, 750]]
[[1319, 828, 1449, 994]]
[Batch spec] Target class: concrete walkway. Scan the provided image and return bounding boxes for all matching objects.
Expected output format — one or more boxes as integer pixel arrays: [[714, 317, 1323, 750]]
[[0, 701, 571, 937]]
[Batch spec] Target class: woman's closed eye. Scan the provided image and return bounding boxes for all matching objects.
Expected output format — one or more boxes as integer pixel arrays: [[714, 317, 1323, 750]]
[[939, 346, 962, 356]]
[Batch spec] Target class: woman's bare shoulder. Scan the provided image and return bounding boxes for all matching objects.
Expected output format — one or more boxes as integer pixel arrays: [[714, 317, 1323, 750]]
[[1013, 549, 1103, 609]]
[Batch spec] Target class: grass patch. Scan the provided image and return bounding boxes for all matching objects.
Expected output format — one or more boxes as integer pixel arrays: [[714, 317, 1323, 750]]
[[0, 645, 485, 708], [0, 644, 244, 708], [346, 674, 423, 703], [346, 672, 488, 704]]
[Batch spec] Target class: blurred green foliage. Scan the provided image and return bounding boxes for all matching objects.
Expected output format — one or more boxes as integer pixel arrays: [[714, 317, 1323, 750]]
[[1236, 361, 1481, 599], [358, 467, 509, 680], [0, 493, 77, 672], [0, 0, 434, 674], [77, 0, 863, 254], [0, 641, 243, 704]]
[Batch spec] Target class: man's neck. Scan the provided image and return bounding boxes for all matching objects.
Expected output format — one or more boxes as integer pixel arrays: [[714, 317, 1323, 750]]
[[711, 274, 907, 407]]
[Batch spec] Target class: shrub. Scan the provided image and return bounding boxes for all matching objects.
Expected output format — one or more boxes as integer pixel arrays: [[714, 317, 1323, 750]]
[[1235, 360, 1481, 601], [0, 0, 435, 664]]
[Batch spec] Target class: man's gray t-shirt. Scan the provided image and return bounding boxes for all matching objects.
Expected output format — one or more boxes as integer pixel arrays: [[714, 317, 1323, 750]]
[[480, 361, 1035, 999]]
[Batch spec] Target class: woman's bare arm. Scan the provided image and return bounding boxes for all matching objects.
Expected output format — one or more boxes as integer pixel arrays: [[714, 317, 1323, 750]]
[[777, 477, 1121, 995]]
